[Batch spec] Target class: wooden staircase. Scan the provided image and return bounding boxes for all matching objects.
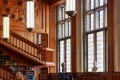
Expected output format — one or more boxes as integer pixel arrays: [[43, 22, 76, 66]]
[[0, 31, 54, 66]]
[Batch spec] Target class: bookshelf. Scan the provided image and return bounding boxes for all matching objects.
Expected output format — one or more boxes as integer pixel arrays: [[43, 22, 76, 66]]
[[40, 67, 48, 80], [26, 71, 34, 80], [13, 66, 34, 80], [0, 50, 10, 65], [26, 66, 34, 80]]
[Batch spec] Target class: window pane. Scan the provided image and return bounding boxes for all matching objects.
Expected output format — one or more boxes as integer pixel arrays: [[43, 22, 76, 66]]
[[61, 23, 65, 38], [58, 5, 64, 21], [57, 6, 61, 21], [90, 0, 94, 9], [66, 39, 71, 72], [86, 15, 90, 31], [99, 10, 104, 28], [90, 13, 94, 30], [88, 34, 94, 72], [105, 8, 107, 27], [37, 34, 41, 45], [61, 6, 65, 20], [58, 23, 65, 39], [60, 41, 65, 72], [100, 0, 104, 6], [58, 24, 61, 39], [97, 31, 104, 72], [65, 21, 69, 37], [86, 0, 90, 11], [68, 21, 71, 36], [95, 0, 99, 8], [95, 12, 99, 29], [65, 21, 71, 37]]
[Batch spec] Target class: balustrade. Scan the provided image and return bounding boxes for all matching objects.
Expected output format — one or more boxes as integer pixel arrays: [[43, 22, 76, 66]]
[[0, 31, 45, 60]]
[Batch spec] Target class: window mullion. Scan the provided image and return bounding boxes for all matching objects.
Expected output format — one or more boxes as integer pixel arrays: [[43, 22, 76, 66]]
[[94, 10, 96, 29], [94, 32, 97, 62], [58, 41, 60, 72], [104, 29, 107, 71], [64, 39, 66, 72], [103, 9, 105, 28], [84, 5, 107, 14], [64, 15, 66, 69], [63, 9, 66, 72], [89, 14, 91, 31], [86, 34, 89, 72], [103, 30, 106, 71], [94, 0, 97, 63]]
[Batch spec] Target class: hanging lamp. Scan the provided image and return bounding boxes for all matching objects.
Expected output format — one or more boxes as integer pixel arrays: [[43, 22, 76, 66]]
[[26, 0, 34, 32], [3, 14, 10, 40], [65, 0, 77, 16]]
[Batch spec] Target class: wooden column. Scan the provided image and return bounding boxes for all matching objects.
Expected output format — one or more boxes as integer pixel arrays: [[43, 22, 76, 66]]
[[107, 0, 116, 72], [71, 15, 77, 72]]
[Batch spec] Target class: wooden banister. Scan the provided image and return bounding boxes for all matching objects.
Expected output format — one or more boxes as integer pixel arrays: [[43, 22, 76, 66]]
[[10, 32, 39, 49], [0, 31, 55, 66]]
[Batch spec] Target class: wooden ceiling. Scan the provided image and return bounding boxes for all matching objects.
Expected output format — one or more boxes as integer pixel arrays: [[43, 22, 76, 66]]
[[47, 0, 65, 6]]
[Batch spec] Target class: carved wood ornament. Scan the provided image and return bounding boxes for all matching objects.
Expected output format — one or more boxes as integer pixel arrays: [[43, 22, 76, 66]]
[[0, 0, 42, 25]]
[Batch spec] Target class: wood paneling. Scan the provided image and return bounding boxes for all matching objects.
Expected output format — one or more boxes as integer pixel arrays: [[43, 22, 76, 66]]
[[48, 72, 120, 80], [0, 0, 49, 33], [43, 48, 54, 62], [48, 0, 65, 6], [71, 14, 77, 72], [107, 0, 116, 72], [49, 4, 56, 72], [48, 73, 108, 80], [13, 31, 36, 43], [112, 72, 120, 80]]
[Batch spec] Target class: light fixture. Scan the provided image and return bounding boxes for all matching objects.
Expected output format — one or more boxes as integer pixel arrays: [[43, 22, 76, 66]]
[[27, 0, 34, 32], [3, 14, 10, 40], [65, 0, 77, 16]]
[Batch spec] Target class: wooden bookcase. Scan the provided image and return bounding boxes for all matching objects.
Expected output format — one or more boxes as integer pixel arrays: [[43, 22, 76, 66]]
[[39, 67, 48, 80]]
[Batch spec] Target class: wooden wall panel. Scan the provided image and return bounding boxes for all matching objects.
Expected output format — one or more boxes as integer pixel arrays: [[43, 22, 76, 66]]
[[13, 31, 36, 43], [107, 0, 116, 72], [48, 0, 65, 6], [0, 0, 49, 33], [49, 5, 56, 72], [48, 72, 111, 80], [112, 72, 120, 80], [48, 72, 120, 80], [13, 31, 49, 47]]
